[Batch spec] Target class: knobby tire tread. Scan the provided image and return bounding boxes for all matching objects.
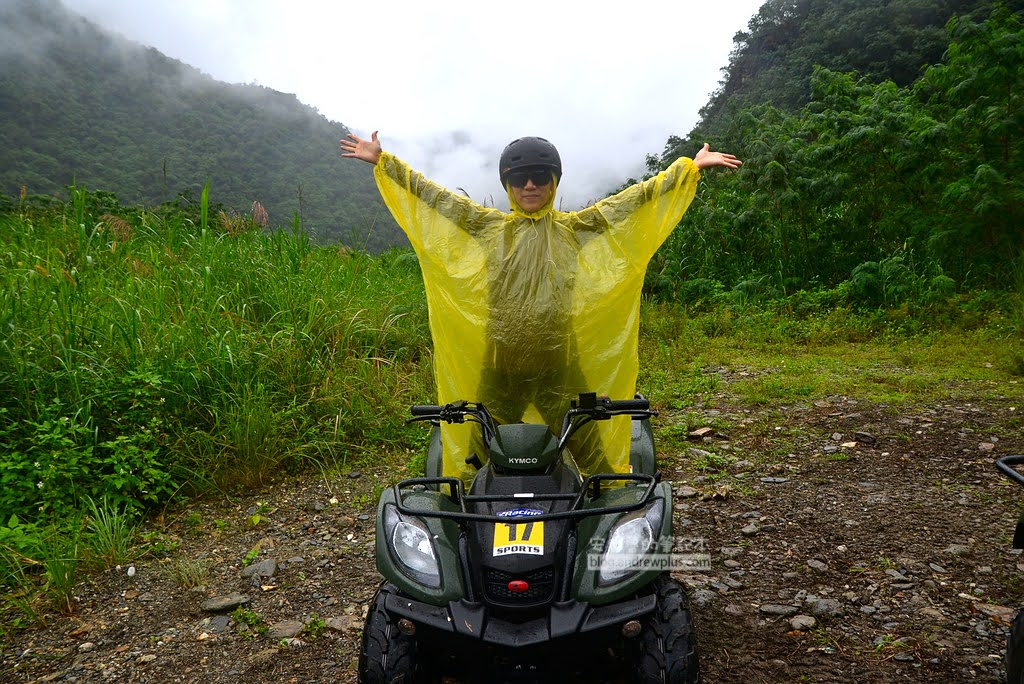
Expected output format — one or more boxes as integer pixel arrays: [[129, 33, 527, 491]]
[[359, 583, 419, 684], [633, 575, 700, 684], [1007, 608, 1024, 684]]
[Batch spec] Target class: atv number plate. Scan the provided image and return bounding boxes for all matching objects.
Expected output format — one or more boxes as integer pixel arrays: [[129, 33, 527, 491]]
[[493, 509, 545, 556]]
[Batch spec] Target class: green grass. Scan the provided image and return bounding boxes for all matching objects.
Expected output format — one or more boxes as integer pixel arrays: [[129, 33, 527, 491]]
[[167, 557, 211, 589], [82, 496, 138, 570], [639, 301, 1024, 409], [0, 198, 432, 524]]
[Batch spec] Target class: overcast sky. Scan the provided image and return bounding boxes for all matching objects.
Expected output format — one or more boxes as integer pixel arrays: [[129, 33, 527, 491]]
[[61, 0, 763, 208]]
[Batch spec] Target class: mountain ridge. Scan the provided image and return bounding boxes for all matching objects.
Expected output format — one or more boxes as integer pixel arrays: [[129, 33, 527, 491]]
[[0, 0, 401, 250]]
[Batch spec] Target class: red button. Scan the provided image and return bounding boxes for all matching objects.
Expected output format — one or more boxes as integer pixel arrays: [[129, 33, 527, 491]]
[[508, 580, 529, 593]]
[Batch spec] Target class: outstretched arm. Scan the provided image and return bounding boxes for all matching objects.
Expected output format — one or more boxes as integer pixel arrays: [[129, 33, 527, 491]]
[[693, 143, 742, 170], [340, 130, 382, 165]]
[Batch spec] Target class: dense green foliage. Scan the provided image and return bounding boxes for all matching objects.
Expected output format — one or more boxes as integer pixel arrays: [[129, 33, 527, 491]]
[[0, 0, 401, 251], [646, 7, 1023, 298], [0, 191, 431, 524], [694, 0, 1022, 136]]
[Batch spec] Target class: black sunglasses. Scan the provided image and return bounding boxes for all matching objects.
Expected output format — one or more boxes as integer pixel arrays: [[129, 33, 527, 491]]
[[506, 167, 553, 188]]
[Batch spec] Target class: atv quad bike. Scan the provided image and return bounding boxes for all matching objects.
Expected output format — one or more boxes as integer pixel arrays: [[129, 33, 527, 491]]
[[996, 455, 1024, 684], [358, 392, 700, 683]]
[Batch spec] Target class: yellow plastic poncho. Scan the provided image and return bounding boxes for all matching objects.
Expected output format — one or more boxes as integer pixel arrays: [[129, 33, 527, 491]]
[[375, 151, 701, 482]]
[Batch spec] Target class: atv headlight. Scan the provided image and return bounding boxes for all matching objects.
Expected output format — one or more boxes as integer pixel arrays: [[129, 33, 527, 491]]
[[598, 503, 664, 586], [383, 504, 441, 588]]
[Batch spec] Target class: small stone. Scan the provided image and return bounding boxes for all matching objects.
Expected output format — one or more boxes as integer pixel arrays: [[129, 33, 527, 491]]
[[79, 642, 97, 653], [741, 523, 761, 536], [242, 559, 277, 579], [760, 477, 789, 484], [979, 443, 995, 452], [759, 604, 800, 617], [325, 616, 358, 632], [137, 654, 157, 664], [201, 593, 250, 612], [251, 537, 276, 553], [347, 470, 363, 479], [690, 588, 717, 608], [854, 431, 877, 444], [807, 559, 828, 572], [809, 598, 844, 617], [724, 604, 745, 616], [202, 615, 232, 633], [688, 427, 714, 441], [790, 615, 817, 631], [973, 603, 1016, 621], [943, 544, 970, 556], [676, 486, 699, 498], [268, 620, 305, 640]]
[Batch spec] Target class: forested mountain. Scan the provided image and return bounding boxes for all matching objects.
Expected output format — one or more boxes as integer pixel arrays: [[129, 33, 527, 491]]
[[688, 0, 1023, 147], [0, 0, 401, 250], [642, 2, 1022, 296]]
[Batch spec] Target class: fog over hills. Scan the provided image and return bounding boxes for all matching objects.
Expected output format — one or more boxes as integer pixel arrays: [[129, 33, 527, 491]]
[[0, 0, 400, 249]]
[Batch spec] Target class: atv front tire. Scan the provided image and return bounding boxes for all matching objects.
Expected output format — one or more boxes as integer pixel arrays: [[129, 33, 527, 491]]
[[631, 574, 700, 684], [359, 582, 421, 684], [1007, 608, 1024, 684]]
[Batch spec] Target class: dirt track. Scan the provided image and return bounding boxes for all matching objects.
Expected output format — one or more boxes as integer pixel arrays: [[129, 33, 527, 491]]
[[2, 386, 1022, 683]]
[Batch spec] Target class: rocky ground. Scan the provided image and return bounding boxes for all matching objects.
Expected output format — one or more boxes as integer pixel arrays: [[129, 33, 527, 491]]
[[1, 383, 1022, 683]]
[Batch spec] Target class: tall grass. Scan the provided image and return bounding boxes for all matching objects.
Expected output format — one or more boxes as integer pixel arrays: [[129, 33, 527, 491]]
[[0, 189, 432, 524]]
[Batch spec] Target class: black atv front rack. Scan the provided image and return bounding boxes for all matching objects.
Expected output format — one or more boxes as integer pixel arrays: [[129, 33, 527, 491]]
[[997, 455, 1024, 488], [996, 455, 1024, 549], [391, 472, 660, 525]]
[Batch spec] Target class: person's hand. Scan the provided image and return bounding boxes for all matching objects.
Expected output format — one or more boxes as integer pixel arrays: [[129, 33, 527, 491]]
[[340, 131, 382, 165], [693, 143, 742, 170]]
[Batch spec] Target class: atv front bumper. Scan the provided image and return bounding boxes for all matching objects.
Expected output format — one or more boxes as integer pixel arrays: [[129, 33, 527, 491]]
[[382, 592, 657, 648]]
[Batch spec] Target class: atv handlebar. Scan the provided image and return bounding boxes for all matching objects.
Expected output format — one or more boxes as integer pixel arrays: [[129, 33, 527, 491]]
[[408, 393, 657, 454]]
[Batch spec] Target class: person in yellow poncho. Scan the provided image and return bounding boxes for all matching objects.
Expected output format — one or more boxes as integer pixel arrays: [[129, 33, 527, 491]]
[[342, 132, 741, 482]]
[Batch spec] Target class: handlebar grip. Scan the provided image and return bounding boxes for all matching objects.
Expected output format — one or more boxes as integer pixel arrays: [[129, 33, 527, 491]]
[[606, 398, 650, 411], [410, 405, 444, 416]]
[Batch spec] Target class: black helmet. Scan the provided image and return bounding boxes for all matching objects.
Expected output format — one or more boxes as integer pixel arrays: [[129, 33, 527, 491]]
[[499, 136, 562, 187]]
